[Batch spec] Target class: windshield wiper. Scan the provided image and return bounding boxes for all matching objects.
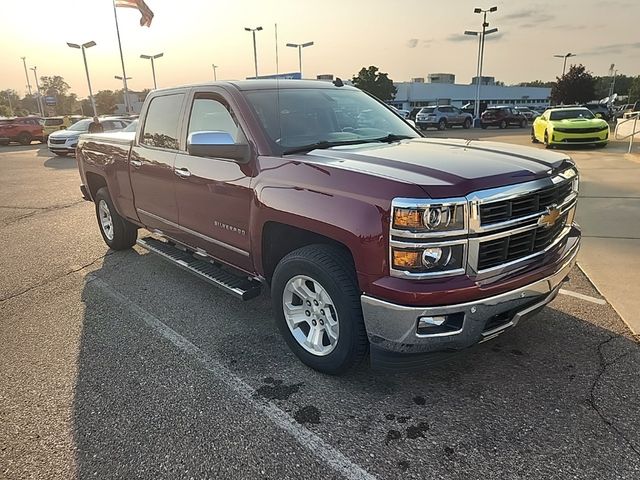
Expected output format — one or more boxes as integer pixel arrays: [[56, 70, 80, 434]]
[[282, 135, 414, 155]]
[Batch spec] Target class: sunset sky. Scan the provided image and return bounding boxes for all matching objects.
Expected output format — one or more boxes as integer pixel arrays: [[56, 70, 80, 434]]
[[2, 0, 639, 98]]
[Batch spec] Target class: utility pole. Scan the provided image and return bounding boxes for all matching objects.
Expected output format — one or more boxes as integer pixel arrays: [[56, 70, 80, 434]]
[[21, 57, 32, 96], [212, 64, 218, 81], [30, 66, 44, 117], [244, 26, 263, 78], [67, 41, 98, 117]]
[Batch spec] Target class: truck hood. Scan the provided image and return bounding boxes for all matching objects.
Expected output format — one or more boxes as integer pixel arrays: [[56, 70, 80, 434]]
[[296, 138, 572, 198], [550, 118, 607, 128]]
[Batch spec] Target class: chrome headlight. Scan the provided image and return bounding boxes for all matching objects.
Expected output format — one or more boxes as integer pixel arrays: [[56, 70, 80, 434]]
[[392, 199, 467, 234]]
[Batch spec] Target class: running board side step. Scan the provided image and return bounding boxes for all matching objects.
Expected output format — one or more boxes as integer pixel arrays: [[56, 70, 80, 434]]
[[136, 236, 261, 301]]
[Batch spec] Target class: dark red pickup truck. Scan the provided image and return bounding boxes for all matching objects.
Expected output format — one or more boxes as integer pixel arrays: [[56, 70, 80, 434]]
[[76, 80, 581, 374]]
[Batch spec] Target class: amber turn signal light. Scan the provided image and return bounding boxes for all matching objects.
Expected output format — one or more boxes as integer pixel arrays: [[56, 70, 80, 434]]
[[392, 249, 422, 269], [393, 208, 423, 229]]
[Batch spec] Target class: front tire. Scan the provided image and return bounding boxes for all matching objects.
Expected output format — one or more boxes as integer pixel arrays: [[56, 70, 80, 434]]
[[499, 120, 507, 129], [94, 187, 138, 250], [463, 118, 472, 129], [544, 131, 552, 149], [438, 119, 446, 131], [531, 127, 539, 143], [519, 119, 527, 128], [271, 245, 368, 375]]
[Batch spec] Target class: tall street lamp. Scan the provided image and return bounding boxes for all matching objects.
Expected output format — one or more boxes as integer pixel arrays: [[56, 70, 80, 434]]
[[212, 64, 219, 81], [29, 66, 44, 117], [554, 53, 576, 77], [115, 75, 133, 113], [244, 26, 263, 78], [20, 57, 32, 96], [285, 41, 314, 78], [67, 41, 98, 117], [140, 53, 163, 89], [465, 6, 498, 126]]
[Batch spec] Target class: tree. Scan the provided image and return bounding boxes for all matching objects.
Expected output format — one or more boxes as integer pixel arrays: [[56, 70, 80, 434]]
[[628, 76, 640, 104], [517, 80, 556, 88], [550, 64, 596, 105], [0, 89, 20, 116], [40, 76, 71, 96], [94, 90, 118, 115], [351, 66, 397, 102]]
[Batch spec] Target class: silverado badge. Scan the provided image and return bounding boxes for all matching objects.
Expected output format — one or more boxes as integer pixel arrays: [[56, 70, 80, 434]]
[[537, 205, 561, 229]]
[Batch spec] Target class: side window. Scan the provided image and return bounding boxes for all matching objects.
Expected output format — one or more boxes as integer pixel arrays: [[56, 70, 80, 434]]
[[187, 96, 239, 142], [141, 93, 185, 150]]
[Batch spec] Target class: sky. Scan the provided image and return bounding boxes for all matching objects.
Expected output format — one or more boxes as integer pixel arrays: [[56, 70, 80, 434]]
[[1, 0, 639, 98]]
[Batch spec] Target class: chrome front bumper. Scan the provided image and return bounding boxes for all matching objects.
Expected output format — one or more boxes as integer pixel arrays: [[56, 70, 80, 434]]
[[361, 234, 579, 355]]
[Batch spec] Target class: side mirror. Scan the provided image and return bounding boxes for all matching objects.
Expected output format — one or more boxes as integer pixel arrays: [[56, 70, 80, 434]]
[[595, 113, 603, 119], [187, 131, 250, 163]]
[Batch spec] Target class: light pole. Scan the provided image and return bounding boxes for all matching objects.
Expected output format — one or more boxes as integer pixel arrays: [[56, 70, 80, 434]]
[[115, 75, 133, 113], [244, 26, 263, 78], [67, 41, 98, 117], [212, 64, 219, 81], [465, 6, 498, 126], [285, 41, 314, 78], [140, 53, 163, 89], [554, 53, 576, 77], [20, 57, 32, 96], [29, 66, 44, 117]]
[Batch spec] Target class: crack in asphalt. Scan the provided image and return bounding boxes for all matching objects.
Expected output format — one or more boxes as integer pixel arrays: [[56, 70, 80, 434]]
[[0, 200, 85, 226], [588, 335, 640, 457], [0, 252, 114, 304]]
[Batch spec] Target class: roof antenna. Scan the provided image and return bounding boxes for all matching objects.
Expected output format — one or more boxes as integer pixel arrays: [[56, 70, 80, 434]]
[[333, 77, 344, 87], [275, 23, 282, 146]]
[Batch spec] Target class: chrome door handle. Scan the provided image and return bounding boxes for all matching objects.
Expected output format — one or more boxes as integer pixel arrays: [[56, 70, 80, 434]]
[[174, 167, 191, 178], [130, 159, 142, 168]]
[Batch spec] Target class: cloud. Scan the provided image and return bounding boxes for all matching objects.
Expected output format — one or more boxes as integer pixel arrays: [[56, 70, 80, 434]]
[[582, 42, 640, 56], [406, 38, 432, 48], [501, 8, 554, 25]]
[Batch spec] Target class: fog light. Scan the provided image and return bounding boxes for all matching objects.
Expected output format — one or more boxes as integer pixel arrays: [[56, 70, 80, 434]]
[[418, 316, 446, 327]]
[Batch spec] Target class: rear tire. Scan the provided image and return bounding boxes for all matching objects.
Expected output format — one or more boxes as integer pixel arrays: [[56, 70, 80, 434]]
[[499, 120, 507, 129], [17, 132, 32, 145], [271, 244, 368, 375], [519, 119, 527, 128], [463, 118, 472, 129], [544, 131, 552, 149], [94, 187, 138, 250], [438, 119, 446, 131]]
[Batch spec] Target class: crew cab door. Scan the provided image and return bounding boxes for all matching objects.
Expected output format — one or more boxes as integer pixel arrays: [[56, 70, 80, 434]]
[[172, 89, 255, 272], [129, 92, 186, 238]]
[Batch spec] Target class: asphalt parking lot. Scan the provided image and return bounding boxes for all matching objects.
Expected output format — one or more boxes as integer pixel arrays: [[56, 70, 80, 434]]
[[1, 136, 639, 479]]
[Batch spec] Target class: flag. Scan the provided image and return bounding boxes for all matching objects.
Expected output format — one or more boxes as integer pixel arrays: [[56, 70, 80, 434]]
[[114, 0, 154, 27]]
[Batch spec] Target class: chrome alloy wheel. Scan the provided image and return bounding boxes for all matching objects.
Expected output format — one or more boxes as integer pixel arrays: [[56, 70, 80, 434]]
[[98, 199, 114, 241], [282, 275, 339, 356]]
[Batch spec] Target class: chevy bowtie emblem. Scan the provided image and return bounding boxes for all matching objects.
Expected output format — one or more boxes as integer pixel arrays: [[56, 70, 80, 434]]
[[538, 205, 560, 229]]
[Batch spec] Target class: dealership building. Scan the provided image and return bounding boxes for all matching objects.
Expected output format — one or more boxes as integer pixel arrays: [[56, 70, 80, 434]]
[[389, 76, 551, 110]]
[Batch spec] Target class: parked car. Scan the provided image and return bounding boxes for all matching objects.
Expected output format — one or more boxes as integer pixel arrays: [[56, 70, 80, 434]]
[[0, 116, 44, 145], [514, 106, 540, 121], [389, 105, 410, 119], [481, 106, 528, 129], [42, 115, 85, 140], [581, 103, 613, 122], [76, 80, 581, 374], [415, 106, 473, 130], [531, 107, 609, 148], [48, 117, 131, 156], [408, 107, 422, 120]]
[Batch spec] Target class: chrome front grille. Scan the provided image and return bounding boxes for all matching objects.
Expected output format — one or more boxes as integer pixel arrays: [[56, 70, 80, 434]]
[[477, 213, 568, 270], [49, 138, 66, 144], [479, 181, 572, 226]]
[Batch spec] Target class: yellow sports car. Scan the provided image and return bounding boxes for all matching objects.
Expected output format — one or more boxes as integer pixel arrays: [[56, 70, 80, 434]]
[[531, 107, 609, 148]]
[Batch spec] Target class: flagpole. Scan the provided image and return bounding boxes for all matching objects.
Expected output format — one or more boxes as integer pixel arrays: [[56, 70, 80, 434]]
[[112, 0, 131, 113]]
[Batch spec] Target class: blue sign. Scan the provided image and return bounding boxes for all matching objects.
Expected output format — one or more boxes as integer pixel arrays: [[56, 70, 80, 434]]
[[44, 96, 57, 106], [246, 72, 302, 80]]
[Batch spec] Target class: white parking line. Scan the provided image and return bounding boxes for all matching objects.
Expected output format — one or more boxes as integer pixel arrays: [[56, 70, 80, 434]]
[[86, 275, 377, 480], [559, 289, 607, 305]]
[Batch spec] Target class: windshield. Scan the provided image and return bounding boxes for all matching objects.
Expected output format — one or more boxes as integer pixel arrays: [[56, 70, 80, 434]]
[[67, 119, 93, 131], [244, 87, 419, 154], [549, 109, 595, 120], [123, 119, 138, 132]]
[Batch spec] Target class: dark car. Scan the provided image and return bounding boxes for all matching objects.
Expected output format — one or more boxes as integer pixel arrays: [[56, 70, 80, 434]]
[[481, 106, 528, 129], [0, 117, 45, 145], [408, 107, 422, 121], [581, 103, 613, 122]]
